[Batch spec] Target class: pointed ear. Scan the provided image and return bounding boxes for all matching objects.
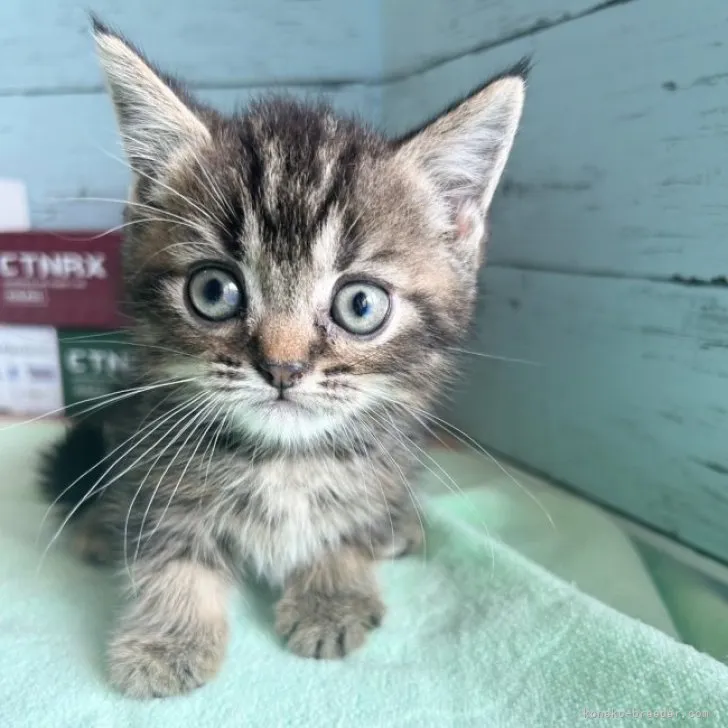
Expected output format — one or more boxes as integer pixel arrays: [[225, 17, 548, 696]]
[[92, 17, 210, 175], [395, 60, 527, 244]]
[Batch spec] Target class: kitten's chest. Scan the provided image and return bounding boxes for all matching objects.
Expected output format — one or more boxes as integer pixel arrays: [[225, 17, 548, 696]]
[[222, 456, 373, 584]]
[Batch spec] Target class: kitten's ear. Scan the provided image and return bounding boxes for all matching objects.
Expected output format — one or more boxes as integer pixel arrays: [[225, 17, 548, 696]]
[[395, 60, 527, 243], [92, 16, 210, 175]]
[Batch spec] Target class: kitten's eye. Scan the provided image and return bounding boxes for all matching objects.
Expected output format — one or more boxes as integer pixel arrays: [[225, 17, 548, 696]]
[[331, 282, 390, 336], [187, 267, 243, 321]]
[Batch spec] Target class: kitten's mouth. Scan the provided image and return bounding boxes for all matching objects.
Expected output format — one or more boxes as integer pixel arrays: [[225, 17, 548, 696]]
[[205, 374, 357, 430], [262, 392, 311, 413], [215, 381, 360, 446]]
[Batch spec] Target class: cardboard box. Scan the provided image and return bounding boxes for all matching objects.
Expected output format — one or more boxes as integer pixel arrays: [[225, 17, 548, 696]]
[[57, 329, 131, 415], [0, 232, 125, 328], [0, 325, 64, 417], [0, 325, 131, 418]]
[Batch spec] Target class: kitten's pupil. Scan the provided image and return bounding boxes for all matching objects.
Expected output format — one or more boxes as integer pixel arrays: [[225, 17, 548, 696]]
[[352, 291, 370, 317], [203, 278, 223, 303]]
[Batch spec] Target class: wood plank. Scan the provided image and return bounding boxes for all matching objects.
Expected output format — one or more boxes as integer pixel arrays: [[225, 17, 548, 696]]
[[0, 85, 381, 229], [384, 0, 728, 279], [440, 267, 728, 562], [381, 0, 597, 78], [1, 0, 607, 93], [0, 0, 380, 93]]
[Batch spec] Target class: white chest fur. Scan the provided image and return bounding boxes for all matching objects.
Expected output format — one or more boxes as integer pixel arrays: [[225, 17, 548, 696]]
[[222, 456, 371, 585]]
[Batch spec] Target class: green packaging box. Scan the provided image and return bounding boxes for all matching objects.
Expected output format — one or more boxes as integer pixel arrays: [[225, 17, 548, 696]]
[[57, 330, 131, 416]]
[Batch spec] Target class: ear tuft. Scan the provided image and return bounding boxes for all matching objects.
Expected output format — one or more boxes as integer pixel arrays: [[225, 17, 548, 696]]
[[91, 17, 210, 175], [89, 12, 110, 37], [498, 56, 533, 83], [396, 61, 527, 235]]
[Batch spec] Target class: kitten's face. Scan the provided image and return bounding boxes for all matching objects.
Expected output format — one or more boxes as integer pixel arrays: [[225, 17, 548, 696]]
[[94, 23, 525, 448]]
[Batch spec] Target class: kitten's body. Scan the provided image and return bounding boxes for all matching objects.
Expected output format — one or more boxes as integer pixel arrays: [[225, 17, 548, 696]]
[[53, 390, 423, 582], [41, 19, 525, 698]]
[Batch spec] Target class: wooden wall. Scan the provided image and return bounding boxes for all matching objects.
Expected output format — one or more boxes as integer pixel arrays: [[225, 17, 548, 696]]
[[0, 0, 382, 228], [382, 0, 728, 563], [3, 0, 726, 561]]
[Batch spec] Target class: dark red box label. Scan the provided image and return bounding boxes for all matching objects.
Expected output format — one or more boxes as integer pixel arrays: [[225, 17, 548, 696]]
[[0, 232, 125, 329]]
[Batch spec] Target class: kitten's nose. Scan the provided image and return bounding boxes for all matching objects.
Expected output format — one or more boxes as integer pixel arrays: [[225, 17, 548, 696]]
[[256, 360, 307, 390]]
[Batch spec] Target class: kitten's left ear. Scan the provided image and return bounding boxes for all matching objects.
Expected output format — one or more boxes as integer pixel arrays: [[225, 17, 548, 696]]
[[91, 16, 211, 175], [395, 60, 528, 247]]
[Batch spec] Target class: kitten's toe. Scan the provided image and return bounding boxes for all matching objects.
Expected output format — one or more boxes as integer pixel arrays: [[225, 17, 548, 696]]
[[276, 590, 384, 659], [108, 631, 225, 698]]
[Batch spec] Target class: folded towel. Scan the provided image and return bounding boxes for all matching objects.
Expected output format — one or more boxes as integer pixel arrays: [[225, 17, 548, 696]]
[[0, 423, 726, 727]]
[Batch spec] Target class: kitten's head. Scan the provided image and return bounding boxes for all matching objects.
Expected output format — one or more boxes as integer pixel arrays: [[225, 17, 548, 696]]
[[93, 20, 526, 449]]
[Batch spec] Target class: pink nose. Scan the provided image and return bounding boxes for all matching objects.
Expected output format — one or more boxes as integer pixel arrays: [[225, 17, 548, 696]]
[[256, 360, 307, 390]]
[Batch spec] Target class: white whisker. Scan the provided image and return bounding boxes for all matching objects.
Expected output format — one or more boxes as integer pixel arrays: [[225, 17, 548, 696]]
[[359, 413, 427, 564], [37, 379, 194, 538], [100, 146, 225, 230], [121, 393, 211, 579], [404, 404, 555, 531], [50, 195, 206, 234], [131, 395, 215, 569], [447, 347, 541, 366], [37, 390, 205, 571], [2, 377, 194, 433], [145, 399, 220, 548]]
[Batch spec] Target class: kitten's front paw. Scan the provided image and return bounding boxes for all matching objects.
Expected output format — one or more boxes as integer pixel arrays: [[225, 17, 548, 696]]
[[108, 630, 226, 698], [275, 590, 384, 659]]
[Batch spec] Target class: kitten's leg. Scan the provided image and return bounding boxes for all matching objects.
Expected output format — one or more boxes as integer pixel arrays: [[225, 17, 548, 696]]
[[371, 504, 424, 560], [275, 547, 384, 659], [69, 504, 114, 565], [108, 559, 230, 698]]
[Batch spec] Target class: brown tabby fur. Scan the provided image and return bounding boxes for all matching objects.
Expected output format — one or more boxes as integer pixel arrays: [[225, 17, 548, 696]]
[[40, 18, 526, 698]]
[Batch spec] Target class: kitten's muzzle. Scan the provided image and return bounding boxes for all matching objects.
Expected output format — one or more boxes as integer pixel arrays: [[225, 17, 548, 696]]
[[255, 359, 308, 391]]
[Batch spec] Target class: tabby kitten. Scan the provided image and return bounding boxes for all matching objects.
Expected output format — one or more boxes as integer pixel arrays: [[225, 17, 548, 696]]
[[41, 19, 526, 698]]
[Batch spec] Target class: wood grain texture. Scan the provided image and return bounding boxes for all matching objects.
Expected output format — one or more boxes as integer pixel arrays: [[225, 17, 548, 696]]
[[1, 84, 381, 229], [384, 0, 728, 279], [382, 0, 598, 78], [442, 267, 728, 561], [4, 0, 726, 566], [2, 0, 608, 93], [0, 0, 381, 93]]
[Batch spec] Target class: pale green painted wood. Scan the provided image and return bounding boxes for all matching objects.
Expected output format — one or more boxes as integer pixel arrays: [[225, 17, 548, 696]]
[[442, 267, 728, 561], [382, 0, 728, 563], [2, 0, 726, 565], [0, 0, 629, 231], [0, 0, 609, 94], [0, 0, 384, 228], [1, 84, 381, 228], [384, 0, 728, 279], [0, 0, 381, 93], [381, 0, 597, 78]]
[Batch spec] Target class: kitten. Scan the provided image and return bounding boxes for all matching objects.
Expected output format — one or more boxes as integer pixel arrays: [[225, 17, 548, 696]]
[[41, 18, 526, 698]]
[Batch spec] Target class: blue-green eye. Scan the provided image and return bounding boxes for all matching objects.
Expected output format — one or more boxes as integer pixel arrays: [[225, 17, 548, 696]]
[[187, 267, 243, 321], [331, 282, 390, 335]]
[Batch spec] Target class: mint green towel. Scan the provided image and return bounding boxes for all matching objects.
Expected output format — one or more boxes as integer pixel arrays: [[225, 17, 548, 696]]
[[0, 424, 727, 727]]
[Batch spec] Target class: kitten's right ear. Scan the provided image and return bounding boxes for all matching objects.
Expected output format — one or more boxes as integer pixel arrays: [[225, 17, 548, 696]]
[[92, 16, 210, 175]]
